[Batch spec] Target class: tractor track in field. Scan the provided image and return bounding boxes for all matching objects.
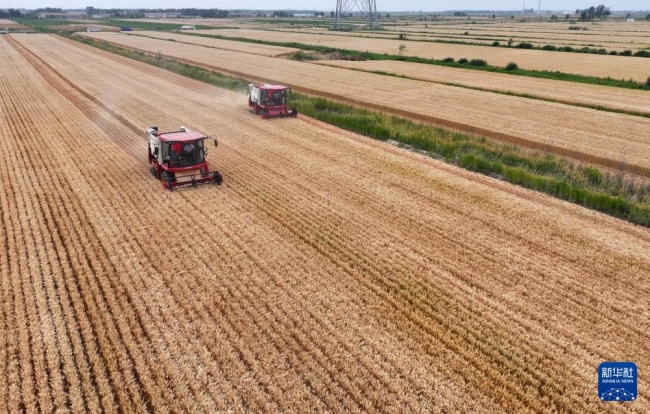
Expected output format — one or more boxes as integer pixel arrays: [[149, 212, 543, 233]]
[[3, 39, 179, 412], [23, 106, 167, 413], [8, 101, 77, 413], [6, 36, 145, 162], [0, 80, 48, 413], [29, 84, 229, 411], [16, 107, 149, 413]]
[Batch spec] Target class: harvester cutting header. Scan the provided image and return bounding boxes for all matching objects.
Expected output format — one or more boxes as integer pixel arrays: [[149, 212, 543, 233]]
[[147, 126, 222, 190], [248, 83, 298, 119]]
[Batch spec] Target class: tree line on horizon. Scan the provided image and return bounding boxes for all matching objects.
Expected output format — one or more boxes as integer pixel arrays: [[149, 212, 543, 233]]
[[575, 4, 611, 21]]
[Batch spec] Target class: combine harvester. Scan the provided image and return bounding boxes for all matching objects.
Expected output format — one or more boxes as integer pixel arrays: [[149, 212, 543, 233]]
[[147, 126, 223, 190], [248, 84, 298, 119]]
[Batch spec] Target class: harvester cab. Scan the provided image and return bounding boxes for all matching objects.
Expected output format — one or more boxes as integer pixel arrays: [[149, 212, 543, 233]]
[[248, 83, 298, 119], [147, 126, 222, 190]]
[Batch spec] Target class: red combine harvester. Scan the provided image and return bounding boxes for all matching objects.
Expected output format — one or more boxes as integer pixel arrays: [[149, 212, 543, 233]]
[[147, 126, 222, 190], [248, 83, 298, 119]]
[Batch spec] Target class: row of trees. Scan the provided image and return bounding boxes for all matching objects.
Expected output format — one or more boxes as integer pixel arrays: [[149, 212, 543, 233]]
[[0, 9, 24, 18], [177, 9, 229, 18], [83, 7, 230, 18], [575, 5, 611, 21]]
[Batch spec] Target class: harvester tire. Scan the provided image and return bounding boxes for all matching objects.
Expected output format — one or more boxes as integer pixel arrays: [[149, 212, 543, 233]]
[[161, 171, 175, 186], [260, 110, 269, 119], [214, 172, 223, 185], [150, 167, 157, 177]]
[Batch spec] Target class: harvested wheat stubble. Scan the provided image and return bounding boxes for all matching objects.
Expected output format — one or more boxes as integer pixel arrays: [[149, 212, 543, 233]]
[[127, 18, 255, 28], [274, 26, 649, 51], [2, 34, 649, 413], [397, 20, 650, 35], [386, 26, 650, 48], [128, 31, 299, 57], [191, 28, 650, 82], [314, 59, 650, 115], [81, 32, 650, 175], [0, 21, 31, 30]]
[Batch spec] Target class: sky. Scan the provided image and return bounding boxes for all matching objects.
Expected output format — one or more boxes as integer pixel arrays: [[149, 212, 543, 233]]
[[8, 1, 649, 12]]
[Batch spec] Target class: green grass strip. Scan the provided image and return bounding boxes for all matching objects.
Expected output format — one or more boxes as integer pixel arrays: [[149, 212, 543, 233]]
[[13, 18, 82, 32], [70, 34, 650, 227]]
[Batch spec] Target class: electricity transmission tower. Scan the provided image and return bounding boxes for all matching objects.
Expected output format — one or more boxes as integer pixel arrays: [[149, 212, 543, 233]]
[[334, 0, 380, 30]]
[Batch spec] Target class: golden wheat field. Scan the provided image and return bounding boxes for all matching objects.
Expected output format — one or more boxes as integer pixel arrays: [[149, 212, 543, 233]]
[[0, 33, 649, 413], [314, 59, 650, 115], [126, 31, 299, 57], [128, 18, 255, 28], [283, 29, 645, 51], [130, 30, 650, 115], [274, 23, 650, 51], [381, 23, 650, 49], [0, 19, 31, 30], [81, 31, 650, 175], [191, 28, 650, 81]]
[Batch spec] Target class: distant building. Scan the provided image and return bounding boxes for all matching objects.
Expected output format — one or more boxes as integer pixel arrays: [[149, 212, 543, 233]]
[[228, 12, 257, 18], [38, 11, 88, 19], [144, 12, 181, 19]]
